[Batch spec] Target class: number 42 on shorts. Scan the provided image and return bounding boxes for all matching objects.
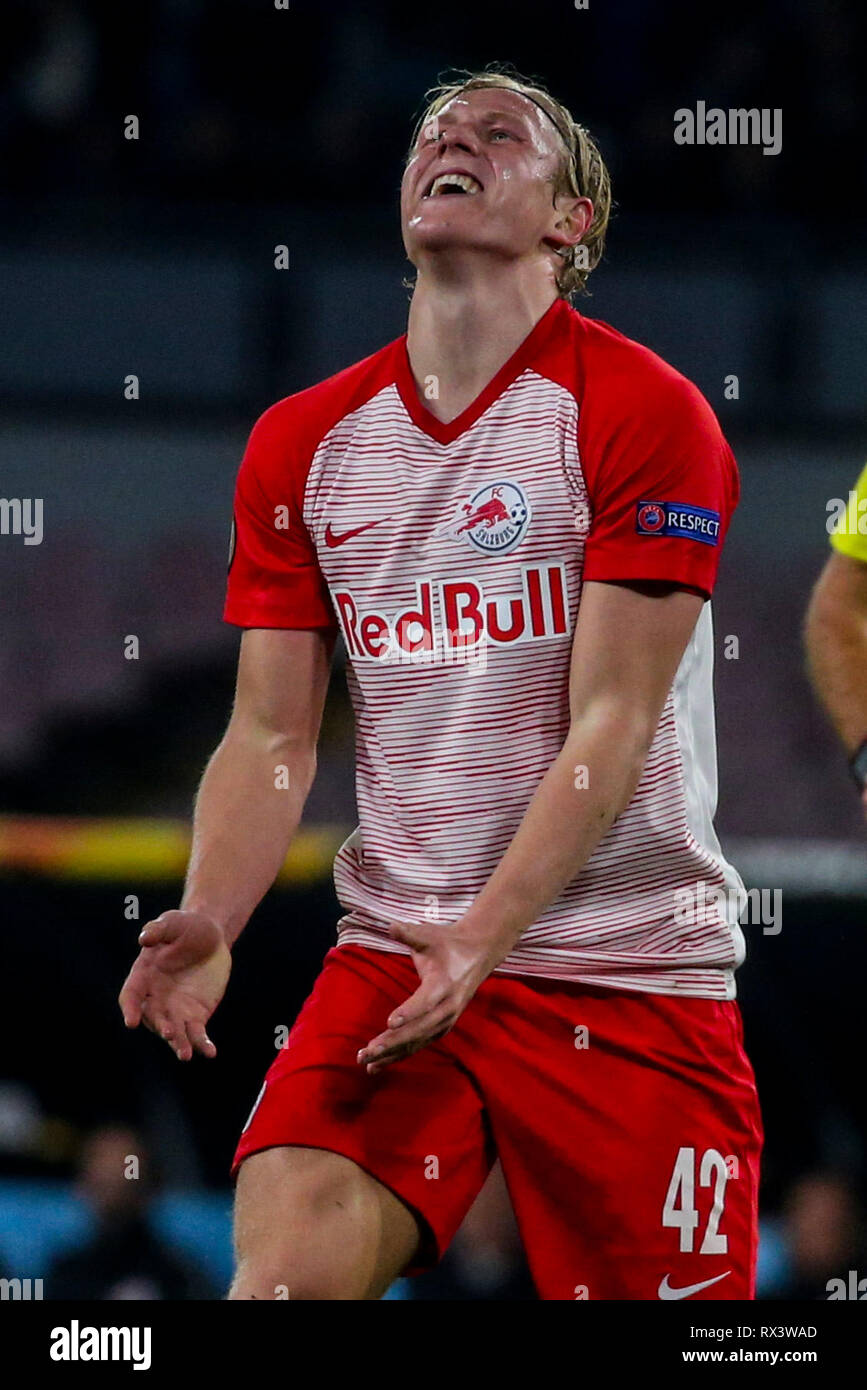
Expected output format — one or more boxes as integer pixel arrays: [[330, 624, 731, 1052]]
[[663, 1146, 737, 1254]]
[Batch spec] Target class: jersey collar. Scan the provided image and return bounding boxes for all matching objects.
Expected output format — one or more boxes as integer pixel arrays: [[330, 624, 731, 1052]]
[[394, 296, 570, 446]]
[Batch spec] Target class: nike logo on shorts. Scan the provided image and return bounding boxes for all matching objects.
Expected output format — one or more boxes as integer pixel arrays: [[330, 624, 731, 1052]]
[[657, 1270, 732, 1300]]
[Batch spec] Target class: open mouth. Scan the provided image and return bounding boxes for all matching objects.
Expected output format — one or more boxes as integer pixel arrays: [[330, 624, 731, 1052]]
[[422, 172, 483, 199]]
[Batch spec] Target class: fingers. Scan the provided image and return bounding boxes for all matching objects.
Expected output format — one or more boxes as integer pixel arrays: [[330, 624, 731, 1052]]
[[137, 1002, 215, 1063], [146, 1008, 191, 1061], [137, 914, 181, 949], [357, 982, 455, 1072], [118, 981, 142, 1029], [119, 971, 174, 1043], [118, 967, 179, 1046], [385, 979, 432, 1032], [361, 1019, 453, 1073], [358, 923, 471, 1071], [186, 1018, 217, 1060]]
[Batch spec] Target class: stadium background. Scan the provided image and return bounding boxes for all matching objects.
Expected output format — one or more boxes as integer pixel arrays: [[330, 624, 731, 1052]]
[[1, 0, 866, 1299]]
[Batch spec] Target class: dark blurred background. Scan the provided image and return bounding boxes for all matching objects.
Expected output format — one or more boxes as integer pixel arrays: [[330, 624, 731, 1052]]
[[1, 0, 866, 1301]]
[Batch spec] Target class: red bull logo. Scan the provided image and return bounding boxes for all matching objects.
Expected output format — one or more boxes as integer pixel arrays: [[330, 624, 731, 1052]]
[[440, 480, 531, 554], [332, 562, 569, 663]]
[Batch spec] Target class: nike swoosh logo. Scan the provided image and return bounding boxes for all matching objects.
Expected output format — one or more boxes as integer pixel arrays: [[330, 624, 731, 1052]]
[[324, 519, 388, 548], [657, 1270, 732, 1300]]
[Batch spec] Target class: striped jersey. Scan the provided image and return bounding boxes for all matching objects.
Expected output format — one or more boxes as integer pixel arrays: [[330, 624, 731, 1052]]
[[225, 296, 746, 999]]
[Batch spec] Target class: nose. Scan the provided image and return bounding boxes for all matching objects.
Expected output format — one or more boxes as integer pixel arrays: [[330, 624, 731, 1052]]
[[437, 122, 478, 156]]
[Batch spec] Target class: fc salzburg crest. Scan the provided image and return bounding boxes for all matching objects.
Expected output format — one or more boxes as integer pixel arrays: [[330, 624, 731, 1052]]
[[440, 480, 531, 554]]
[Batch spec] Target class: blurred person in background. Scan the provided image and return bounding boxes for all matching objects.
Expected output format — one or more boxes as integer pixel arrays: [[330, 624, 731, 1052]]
[[805, 461, 867, 817], [45, 1123, 215, 1300], [769, 1171, 867, 1301]]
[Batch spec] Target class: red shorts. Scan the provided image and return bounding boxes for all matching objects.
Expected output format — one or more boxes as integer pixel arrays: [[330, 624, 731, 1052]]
[[233, 944, 763, 1300]]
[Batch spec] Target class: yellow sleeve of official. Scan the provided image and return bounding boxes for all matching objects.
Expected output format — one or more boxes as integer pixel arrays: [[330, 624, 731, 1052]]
[[830, 462, 867, 563]]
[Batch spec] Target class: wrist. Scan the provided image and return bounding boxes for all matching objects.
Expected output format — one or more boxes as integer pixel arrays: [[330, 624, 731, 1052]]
[[179, 899, 235, 946], [458, 901, 522, 972]]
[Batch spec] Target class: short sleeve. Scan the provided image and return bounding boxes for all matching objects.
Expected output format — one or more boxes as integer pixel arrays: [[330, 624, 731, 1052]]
[[223, 405, 337, 630], [829, 461, 867, 564], [579, 367, 739, 601]]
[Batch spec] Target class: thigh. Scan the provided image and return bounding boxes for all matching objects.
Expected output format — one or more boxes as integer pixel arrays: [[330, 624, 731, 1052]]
[[231, 1144, 419, 1300], [232, 944, 495, 1282], [464, 977, 763, 1301]]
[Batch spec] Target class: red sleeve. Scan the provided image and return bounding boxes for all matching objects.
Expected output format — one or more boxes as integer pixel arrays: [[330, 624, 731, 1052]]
[[223, 402, 337, 630], [579, 360, 739, 601]]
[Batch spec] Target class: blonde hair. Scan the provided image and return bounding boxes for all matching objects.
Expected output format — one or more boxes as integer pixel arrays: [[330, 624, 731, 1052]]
[[407, 65, 613, 298]]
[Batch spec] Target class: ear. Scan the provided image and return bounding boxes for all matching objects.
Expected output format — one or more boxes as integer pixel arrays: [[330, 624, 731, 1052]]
[[544, 194, 594, 253]]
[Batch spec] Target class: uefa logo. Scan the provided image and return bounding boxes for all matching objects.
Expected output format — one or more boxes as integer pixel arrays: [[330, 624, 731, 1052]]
[[636, 502, 666, 533], [447, 480, 532, 554]]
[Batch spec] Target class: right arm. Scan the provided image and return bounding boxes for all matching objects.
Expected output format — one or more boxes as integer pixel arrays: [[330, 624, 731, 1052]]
[[118, 626, 334, 1058], [182, 626, 334, 945]]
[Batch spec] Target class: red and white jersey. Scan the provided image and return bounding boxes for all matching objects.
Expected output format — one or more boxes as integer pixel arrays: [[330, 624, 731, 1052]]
[[225, 297, 746, 999]]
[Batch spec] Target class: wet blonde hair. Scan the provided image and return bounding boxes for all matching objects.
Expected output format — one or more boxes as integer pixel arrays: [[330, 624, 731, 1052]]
[[408, 65, 613, 298]]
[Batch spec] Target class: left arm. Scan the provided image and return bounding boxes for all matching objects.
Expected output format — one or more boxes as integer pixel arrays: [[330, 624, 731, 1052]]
[[358, 578, 704, 1071], [805, 550, 867, 755]]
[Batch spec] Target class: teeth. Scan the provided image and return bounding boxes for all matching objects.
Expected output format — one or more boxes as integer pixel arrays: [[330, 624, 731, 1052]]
[[429, 173, 481, 197]]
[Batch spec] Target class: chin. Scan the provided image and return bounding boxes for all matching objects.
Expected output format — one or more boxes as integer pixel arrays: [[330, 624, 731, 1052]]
[[406, 221, 508, 259]]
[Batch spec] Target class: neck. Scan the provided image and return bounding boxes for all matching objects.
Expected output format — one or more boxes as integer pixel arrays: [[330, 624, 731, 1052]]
[[406, 259, 559, 423]]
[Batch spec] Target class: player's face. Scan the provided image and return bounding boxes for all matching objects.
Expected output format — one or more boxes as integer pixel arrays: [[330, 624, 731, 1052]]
[[401, 89, 577, 273]]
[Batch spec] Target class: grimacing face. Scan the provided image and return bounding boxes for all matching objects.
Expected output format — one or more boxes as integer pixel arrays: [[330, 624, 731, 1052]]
[[401, 87, 586, 275]]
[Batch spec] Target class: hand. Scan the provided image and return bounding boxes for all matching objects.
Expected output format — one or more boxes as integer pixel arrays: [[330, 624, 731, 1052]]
[[356, 920, 500, 1074], [118, 910, 231, 1061]]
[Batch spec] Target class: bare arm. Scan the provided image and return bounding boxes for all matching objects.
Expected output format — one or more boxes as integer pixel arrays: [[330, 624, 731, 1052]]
[[182, 627, 334, 944], [805, 551, 867, 755], [359, 579, 705, 1071], [119, 628, 334, 1058]]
